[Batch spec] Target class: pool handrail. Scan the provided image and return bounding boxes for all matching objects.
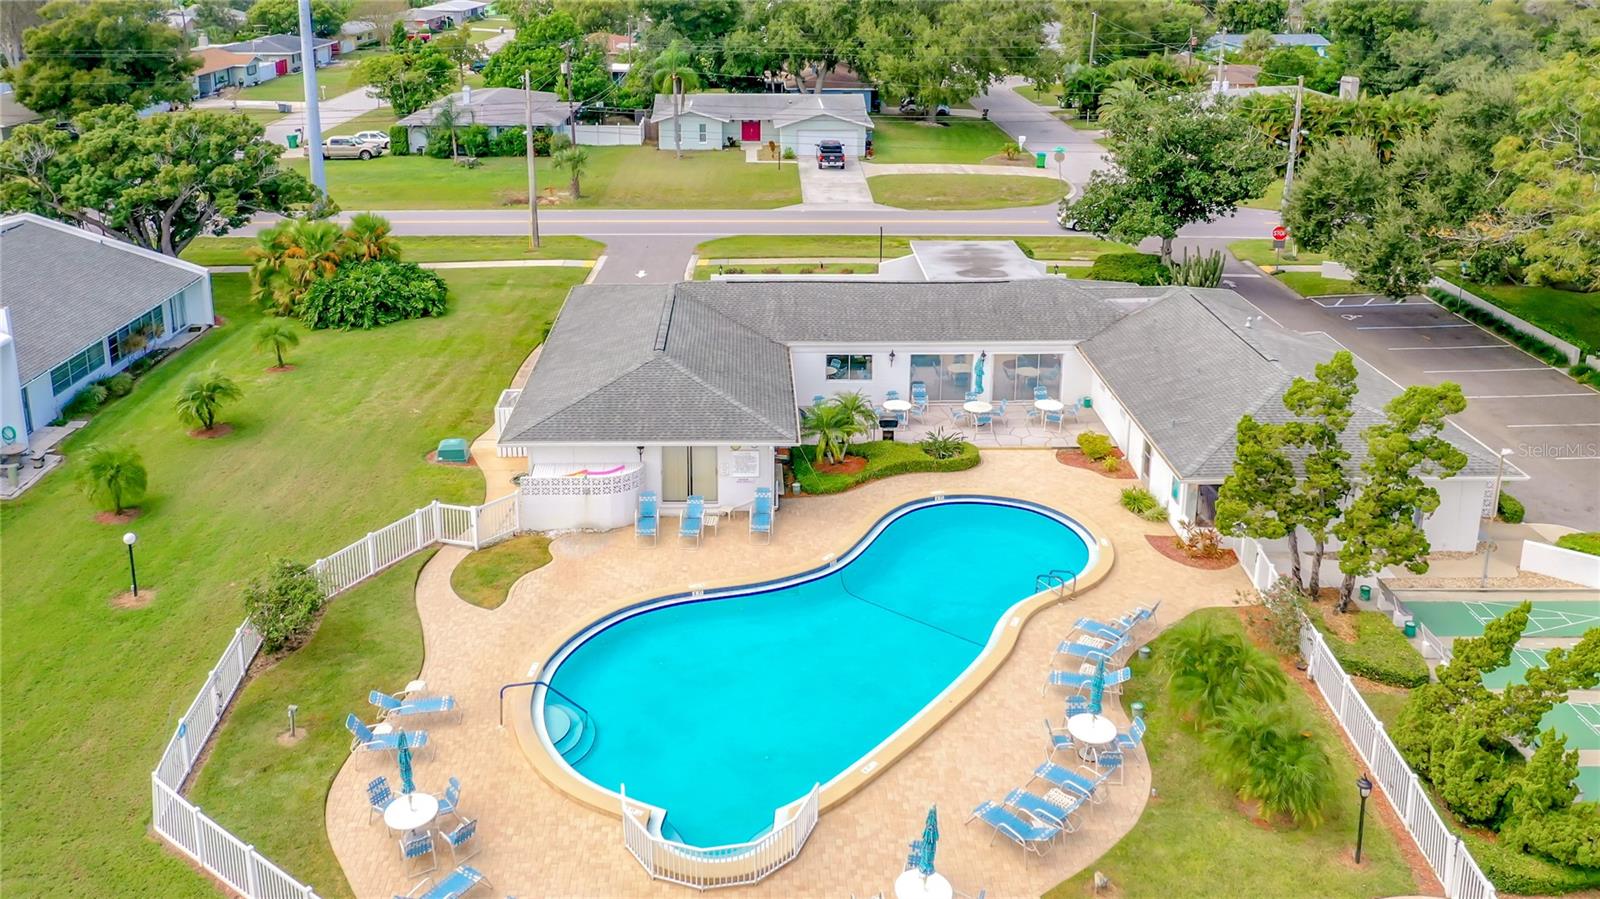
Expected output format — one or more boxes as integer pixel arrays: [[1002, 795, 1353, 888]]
[[499, 680, 591, 728]]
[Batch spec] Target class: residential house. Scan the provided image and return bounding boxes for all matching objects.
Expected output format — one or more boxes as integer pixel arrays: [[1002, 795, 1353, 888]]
[[163, 4, 245, 34], [397, 86, 569, 155], [1205, 32, 1332, 57], [0, 214, 214, 442], [409, 0, 490, 31], [650, 92, 873, 155], [0, 93, 40, 141], [779, 63, 877, 112], [221, 34, 336, 77], [191, 47, 266, 97], [339, 20, 379, 53], [590, 32, 637, 82]]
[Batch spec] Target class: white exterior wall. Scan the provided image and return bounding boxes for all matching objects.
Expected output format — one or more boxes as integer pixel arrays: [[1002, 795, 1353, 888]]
[[1423, 478, 1489, 553], [1521, 541, 1600, 589], [656, 114, 729, 151], [794, 344, 1085, 410], [521, 443, 778, 530], [573, 124, 642, 146], [778, 116, 867, 155], [0, 312, 24, 445]]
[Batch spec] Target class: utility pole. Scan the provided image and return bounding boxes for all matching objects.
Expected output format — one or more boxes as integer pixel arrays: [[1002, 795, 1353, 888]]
[[1087, 11, 1098, 65], [1213, 28, 1226, 93], [562, 41, 578, 146], [524, 69, 541, 249], [297, 0, 325, 192], [1281, 76, 1305, 216]]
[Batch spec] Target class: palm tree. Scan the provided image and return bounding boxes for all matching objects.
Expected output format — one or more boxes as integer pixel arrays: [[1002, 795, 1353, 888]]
[[175, 365, 243, 433], [800, 402, 863, 464], [254, 320, 301, 368], [1207, 701, 1335, 826], [1159, 619, 1287, 726], [340, 212, 399, 263], [284, 220, 344, 297], [76, 444, 147, 514], [830, 391, 879, 433], [551, 136, 590, 199], [649, 40, 700, 159], [246, 222, 297, 313]]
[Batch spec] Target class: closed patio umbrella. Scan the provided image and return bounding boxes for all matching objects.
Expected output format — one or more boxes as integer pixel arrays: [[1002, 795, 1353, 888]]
[[918, 805, 939, 875], [397, 729, 415, 795], [973, 355, 986, 394], [1089, 657, 1105, 716]]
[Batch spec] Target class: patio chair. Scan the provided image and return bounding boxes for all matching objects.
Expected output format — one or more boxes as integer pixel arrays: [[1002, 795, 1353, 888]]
[[974, 411, 993, 431], [636, 491, 659, 544], [346, 714, 429, 756], [1004, 788, 1084, 832], [679, 495, 705, 546], [436, 776, 463, 824], [394, 864, 492, 899], [1043, 666, 1131, 695], [750, 487, 773, 543], [1044, 409, 1065, 431], [812, 394, 825, 408], [885, 389, 900, 400], [365, 775, 396, 825], [1029, 762, 1109, 806], [442, 817, 479, 863], [966, 800, 1059, 858], [1064, 694, 1092, 718], [1044, 719, 1074, 761], [910, 396, 929, 423], [370, 690, 458, 721], [399, 828, 437, 877], [947, 405, 967, 425]]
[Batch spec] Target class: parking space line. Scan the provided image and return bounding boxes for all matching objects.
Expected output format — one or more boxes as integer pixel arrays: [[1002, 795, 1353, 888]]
[[1424, 367, 1550, 373], [1506, 423, 1600, 429], [1464, 393, 1598, 399], [1356, 324, 1476, 330], [1390, 344, 1506, 351]]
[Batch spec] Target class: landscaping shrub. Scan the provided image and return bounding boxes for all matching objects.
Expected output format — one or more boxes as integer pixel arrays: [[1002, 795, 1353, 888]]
[[242, 558, 326, 653], [456, 123, 491, 157], [1159, 248, 1225, 287], [491, 125, 528, 156], [917, 426, 966, 460], [423, 135, 452, 158], [297, 260, 449, 330], [1077, 430, 1114, 461], [82, 380, 111, 406], [61, 388, 102, 418], [1464, 825, 1600, 895], [75, 444, 147, 514], [1179, 522, 1225, 558], [1498, 491, 1525, 523], [1256, 576, 1310, 659], [792, 439, 978, 495], [1309, 608, 1429, 687], [1206, 699, 1336, 826], [1120, 485, 1159, 516], [1101, 456, 1121, 474], [1086, 252, 1165, 285], [1555, 532, 1600, 556], [387, 124, 409, 155], [1571, 363, 1600, 389], [104, 372, 134, 397], [1428, 288, 1571, 366], [1159, 618, 1287, 726]]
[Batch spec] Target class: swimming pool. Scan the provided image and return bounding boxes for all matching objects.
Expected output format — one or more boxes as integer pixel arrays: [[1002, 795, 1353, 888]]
[[533, 496, 1097, 846]]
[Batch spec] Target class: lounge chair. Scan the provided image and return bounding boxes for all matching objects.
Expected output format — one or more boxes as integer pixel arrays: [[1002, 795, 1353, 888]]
[[1004, 788, 1084, 832], [365, 775, 396, 825], [750, 487, 773, 543], [370, 690, 458, 721], [346, 714, 429, 756], [1055, 639, 1124, 664], [1045, 665, 1132, 695], [966, 800, 1060, 858], [1029, 762, 1109, 806], [394, 864, 492, 899], [1071, 618, 1135, 643], [679, 495, 704, 546], [636, 491, 659, 544]]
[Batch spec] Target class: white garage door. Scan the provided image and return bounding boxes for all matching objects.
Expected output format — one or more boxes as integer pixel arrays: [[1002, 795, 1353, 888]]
[[794, 129, 862, 158]]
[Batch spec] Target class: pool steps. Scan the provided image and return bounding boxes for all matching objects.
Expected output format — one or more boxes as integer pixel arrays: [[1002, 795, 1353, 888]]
[[546, 698, 598, 764]]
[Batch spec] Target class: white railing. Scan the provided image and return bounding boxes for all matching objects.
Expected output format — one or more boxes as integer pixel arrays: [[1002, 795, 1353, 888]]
[[621, 785, 822, 890], [152, 494, 524, 897], [495, 389, 527, 457]]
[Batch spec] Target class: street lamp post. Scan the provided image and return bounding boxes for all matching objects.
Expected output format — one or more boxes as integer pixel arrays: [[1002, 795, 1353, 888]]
[[123, 531, 139, 597], [1355, 774, 1373, 863]]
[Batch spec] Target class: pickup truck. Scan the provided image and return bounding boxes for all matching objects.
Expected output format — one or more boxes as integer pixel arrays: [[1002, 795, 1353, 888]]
[[816, 139, 846, 170]]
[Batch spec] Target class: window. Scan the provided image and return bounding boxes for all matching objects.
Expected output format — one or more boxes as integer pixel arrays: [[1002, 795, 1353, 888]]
[[50, 342, 107, 396], [1140, 442, 1152, 480], [246, 62, 258, 76], [107, 305, 165, 365], [660, 446, 719, 502], [697, 122, 707, 143], [825, 353, 872, 381]]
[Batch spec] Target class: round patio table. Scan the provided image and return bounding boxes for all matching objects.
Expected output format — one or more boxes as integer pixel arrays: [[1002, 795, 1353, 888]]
[[894, 869, 954, 899], [1033, 398, 1064, 412], [383, 792, 439, 833], [883, 399, 912, 413], [962, 400, 992, 414], [1066, 712, 1117, 761]]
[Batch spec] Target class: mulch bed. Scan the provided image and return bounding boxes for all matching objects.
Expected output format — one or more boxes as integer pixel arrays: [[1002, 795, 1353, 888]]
[[811, 455, 867, 476], [1055, 447, 1135, 478], [188, 424, 234, 439], [265, 364, 296, 374], [93, 507, 143, 525], [1144, 533, 1238, 570], [110, 588, 155, 610], [425, 451, 477, 467]]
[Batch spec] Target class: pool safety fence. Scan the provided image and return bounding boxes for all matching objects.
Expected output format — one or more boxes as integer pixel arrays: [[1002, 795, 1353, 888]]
[[621, 785, 822, 889], [1237, 537, 1497, 899], [151, 495, 522, 897]]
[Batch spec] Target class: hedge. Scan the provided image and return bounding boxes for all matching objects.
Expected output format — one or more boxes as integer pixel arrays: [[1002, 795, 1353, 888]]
[[1086, 252, 1164, 286], [1555, 532, 1600, 556], [1310, 608, 1429, 688], [1460, 823, 1600, 895], [792, 440, 978, 495], [1498, 491, 1525, 524], [1427, 288, 1570, 367]]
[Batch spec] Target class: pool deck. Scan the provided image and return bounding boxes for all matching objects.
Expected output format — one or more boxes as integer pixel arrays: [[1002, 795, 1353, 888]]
[[325, 451, 1250, 898]]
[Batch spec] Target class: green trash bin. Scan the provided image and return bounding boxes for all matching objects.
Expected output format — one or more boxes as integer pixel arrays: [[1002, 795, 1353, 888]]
[[1403, 618, 1417, 638], [1081, 396, 1093, 409], [1360, 584, 1372, 602], [1034, 151, 1047, 168], [286, 132, 300, 149]]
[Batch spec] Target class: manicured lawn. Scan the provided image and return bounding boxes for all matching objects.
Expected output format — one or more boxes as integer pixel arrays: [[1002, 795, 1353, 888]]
[[792, 440, 978, 495], [236, 52, 382, 102], [228, 107, 287, 127], [868, 117, 1014, 164], [1436, 273, 1600, 352], [1046, 609, 1419, 899], [1243, 178, 1284, 211], [1278, 270, 1362, 297], [290, 147, 800, 209], [694, 263, 878, 279], [324, 106, 399, 138], [449, 534, 553, 609], [0, 266, 587, 897], [182, 234, 604, 266], [1228, 239, 1330, 267], [1012, 81, 1060, 106], [695, 234, 1131, 261], [868, 173, 1066, 209]]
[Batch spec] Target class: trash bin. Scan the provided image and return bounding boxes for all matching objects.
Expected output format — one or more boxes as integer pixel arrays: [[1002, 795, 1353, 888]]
[[286, 132, 300, 149], [1138, 645, 1152, 661], [1359, 584, 1372, 602], [1131, 701, 1145, 720], [1403, 618, 1417, 638], [276, 102, 292, 114], [1034, 151, 1047, 168], [1081, 396, 1093, 409], [878, 417, 899, 443]]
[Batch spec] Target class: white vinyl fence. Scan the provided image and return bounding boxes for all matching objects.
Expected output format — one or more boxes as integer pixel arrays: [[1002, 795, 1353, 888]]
[[622, 786, 821, 889], [151, 496, 521, 897], [574, 123, 643, 146], [1238, 538, 1497, 899]]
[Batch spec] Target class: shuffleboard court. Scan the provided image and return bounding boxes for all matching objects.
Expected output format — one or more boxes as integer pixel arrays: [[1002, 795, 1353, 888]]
[[1543, 702, 1600, 751], [1578, 767, 1599, 802], [1481, 647, 1549, 689], [1401, 598, 1600, 638]]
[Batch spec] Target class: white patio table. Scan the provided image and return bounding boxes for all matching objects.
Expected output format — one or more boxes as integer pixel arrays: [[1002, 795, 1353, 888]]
[[962, 400, 992, 415], [894, 869, 954, 899], [1066, 712, 1117, 761], [384, 791, 439, 833], [882, 399, 912, 413]]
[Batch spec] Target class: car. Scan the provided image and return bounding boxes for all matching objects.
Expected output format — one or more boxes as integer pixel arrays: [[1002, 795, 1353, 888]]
[[322, 135, 382, 160], [816, 139, 846, 169], [469, 57, 488, 73], [352, 130, 390, 149], [898, 97, 951, 117]]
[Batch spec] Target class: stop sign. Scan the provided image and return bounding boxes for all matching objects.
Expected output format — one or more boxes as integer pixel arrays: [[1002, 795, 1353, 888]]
[[1272, 225, 1288, 241]]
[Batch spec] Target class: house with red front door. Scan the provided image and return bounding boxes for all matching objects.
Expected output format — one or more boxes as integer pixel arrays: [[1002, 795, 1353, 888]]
[[650, 92, 873, 156]]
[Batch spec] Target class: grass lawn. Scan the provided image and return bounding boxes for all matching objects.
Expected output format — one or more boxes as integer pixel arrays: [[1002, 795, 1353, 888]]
[[1012, 81, 1060, 106], [869, 174, 1066, 210], [1228, 239, 1330, 267], [1436, 273, 1600, 352], [694, 263, 878, 279], [792, 440, 978, 495], [696, 234, 1132, 261], [236, 53, 381, 103], [1046, 609, 1420, 899], [324, 106, 399, 138], [448, 534, 553, 609], [1243, 179, 1284, 211], [182, 234, 604, 266], [867, 117, 1014, 164], [1065, 116, 1103, 131], [228, 107, 287, 127], [0, 265, 587, 898], [291, 147, 800, 209], [1278, 270, 1362, 297], [1310, 608, 1429, 688]]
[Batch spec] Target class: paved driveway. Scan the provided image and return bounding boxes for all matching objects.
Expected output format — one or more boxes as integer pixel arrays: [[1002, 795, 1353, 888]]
[[975, 78, 1108, 186], [796, 157, 878, 208]]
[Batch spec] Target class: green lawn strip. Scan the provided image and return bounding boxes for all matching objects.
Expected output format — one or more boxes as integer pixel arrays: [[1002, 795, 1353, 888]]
[[693, 263, 878, 280], [867, 117, 1015, 164], [236, 56, 375, 103], [1356, 685, 1410, 729], [1243, 179, 1284, 211], [182, 235, 604, 266], [325, 106, 399, 138], [187, 553, 433, 899], [1010, 82, 1060, 106], [792, 440, 978, 495], [449, 535, 552, 609], [1555, 532, 1600, 556], [290, 148, 801, 209], [1046, 609, 1419, 899], [1434, 272, 1599, 353], [1310, 608, 1429, 688], [695, 234, 1129, 260], [0, 267, 583, 897], [867, 173, 1066, 210], [1065, 117, 1103, 131], [1278, 271, 1362, 297], [1227, 239, 1331, 267]]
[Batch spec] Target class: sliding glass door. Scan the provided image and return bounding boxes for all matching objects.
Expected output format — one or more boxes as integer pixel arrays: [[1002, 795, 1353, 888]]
[[908, 353, 977, 402], [660, 446, 719, 502], [991, 353, 1064, 401]]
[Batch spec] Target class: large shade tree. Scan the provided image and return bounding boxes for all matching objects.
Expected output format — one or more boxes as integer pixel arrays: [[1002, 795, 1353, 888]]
[[481, 10, 610, 103], [245, 0, 348, 38], [2, 0, 198, 117], [353, 45, 454, 118]]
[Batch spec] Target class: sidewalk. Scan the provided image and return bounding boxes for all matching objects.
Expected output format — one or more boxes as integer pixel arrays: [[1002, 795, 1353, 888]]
[[862, 162, 1065, 179]]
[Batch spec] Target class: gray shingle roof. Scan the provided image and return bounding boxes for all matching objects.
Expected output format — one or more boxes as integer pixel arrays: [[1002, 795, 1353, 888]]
[[650, 92, 873, 129], [1080, 288, 1510, 481], [0, 216, 204, 383], [221, 34, 334, 56], [397, 88, 568, 129]]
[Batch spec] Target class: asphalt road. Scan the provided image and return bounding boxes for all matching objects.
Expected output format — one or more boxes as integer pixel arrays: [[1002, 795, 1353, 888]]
[[977, 77, 1108, 185]]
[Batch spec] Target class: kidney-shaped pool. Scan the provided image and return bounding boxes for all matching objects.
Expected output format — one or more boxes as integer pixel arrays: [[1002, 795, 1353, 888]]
[[534, 496, 1095, 846]]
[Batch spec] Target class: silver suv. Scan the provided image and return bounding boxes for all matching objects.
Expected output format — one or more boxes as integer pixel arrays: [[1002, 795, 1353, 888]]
[[352, 130, 391, 149], [322, 136, 382, 160]]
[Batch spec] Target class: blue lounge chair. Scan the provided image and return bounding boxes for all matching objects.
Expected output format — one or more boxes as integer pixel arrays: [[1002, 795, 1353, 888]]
[[1045, 719, 1074, 760], [394, 864, 492, 899], [346, 714, 429, 755], [636, 491, 659, 544], [442, 817, 479, 863], [1072, 618, 1134, 643], [966, 801, 1059, 858], [679, 495, 704, 546], [436, 776, 463, 823], [1056, 639, 1124, 664], [1029, 762, 1109, 806], [750, 487, 773, 543], [399, 828, 437, 876], [366, 775, 395, 825], [370, 690, 458, 721], [1004, 788, 1084, 831], [1045, 665, 1132, 695]]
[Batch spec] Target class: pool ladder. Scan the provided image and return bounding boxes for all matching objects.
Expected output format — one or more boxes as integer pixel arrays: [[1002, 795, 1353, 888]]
[[499, 679, 599, 765], [1034, 568, 1078, 599]]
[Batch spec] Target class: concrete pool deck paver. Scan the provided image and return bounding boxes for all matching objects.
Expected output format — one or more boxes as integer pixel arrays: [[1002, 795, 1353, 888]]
[[325, 452, 1251, 898]]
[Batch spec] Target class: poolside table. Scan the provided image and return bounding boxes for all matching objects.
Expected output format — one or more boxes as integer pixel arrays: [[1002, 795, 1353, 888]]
[[894, 869, 954, 899], [962, 400, 993, 415], [1033, 398, 1064, 412], [384, 791, 439, 833], [882, 399, 912, 413], [1066, 712, 1116, 761]]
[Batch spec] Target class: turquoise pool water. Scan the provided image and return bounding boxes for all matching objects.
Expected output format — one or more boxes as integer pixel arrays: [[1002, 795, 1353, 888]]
[[537, 497, 1094, 846]]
